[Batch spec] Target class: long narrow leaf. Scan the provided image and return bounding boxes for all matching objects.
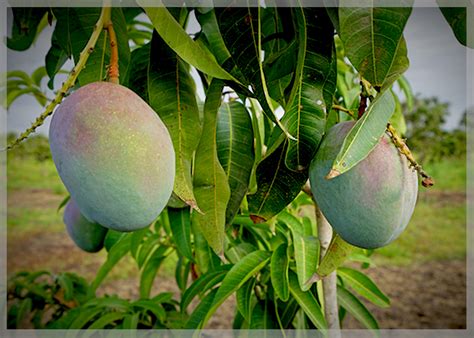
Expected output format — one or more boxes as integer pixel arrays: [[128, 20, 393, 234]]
[[140, 2, 238, 82], [328, 90, 396, 178], [271, 243, 290, 301], [288, 271, 327, 330], [202, 251, 271, 327], [337, 285, 379, 330], [193, 79, 230, 253], [338, 267, 390, 308], [216, 101, 255, 225]]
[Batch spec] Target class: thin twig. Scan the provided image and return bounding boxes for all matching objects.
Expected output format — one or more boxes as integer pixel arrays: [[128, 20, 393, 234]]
[[332, 104, 355, 118], [386, 123, 434, 187], [4, 5, 111, 151]]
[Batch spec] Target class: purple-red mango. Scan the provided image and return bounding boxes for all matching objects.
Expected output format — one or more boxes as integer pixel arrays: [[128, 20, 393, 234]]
[[309, 121, 418, 249]]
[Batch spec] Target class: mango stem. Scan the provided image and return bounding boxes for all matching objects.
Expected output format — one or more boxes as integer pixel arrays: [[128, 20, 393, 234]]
[[386, 123, 434, 187], [105, 21, 119, 84]]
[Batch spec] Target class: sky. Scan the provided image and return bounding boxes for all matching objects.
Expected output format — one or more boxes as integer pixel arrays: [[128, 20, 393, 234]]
[[5, 6, 469, 136]]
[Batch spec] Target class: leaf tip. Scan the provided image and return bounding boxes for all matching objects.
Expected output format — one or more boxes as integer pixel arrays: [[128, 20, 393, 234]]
[[325, 168, 341, 179]]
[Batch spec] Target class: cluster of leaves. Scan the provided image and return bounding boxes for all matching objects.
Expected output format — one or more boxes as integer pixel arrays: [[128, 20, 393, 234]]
[[6, 1, 470, 331], [8, 195, 389, 330]]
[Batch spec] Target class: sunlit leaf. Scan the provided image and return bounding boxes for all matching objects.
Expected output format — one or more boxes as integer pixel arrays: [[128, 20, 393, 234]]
[[282, 7, 336, 171], [193, 79, 230, 253], [338, 267, 390, 308], [337, 285, 379, 330], [338, 3, 413, 89], [202, 251, 271, 327], [216, 100, 255, 225], [329, 90, 396, 177], [288, 271, 327, 330], [140, 2, 238, 82]]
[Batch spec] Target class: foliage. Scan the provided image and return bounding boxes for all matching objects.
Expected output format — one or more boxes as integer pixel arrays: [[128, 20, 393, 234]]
[[6, 0, 470, 332], [404, 97, 466, 162], [6, 133, 51, 162]]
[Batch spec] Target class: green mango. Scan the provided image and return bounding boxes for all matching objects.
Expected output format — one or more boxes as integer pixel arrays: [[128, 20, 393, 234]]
[[64, 199, 107, 253], [309, 121, 418, 249], [50, 82, 175, 231]]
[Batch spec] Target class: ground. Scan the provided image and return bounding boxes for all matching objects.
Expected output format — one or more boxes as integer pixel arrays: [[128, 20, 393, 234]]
[[6, 153, 467, 329]]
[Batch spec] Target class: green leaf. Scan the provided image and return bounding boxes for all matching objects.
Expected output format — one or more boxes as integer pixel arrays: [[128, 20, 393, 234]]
[[139, 246, 169, 299], [338, 267, 390, 308], [185, 288, 218, 329], [88, 312, 125, 329], [389, 89, 407, 135], [317, 234, 354, 278], [79, 8, 130, 86], [282, 7, 336, 171], [202, 251, 271, 327], [145, 32, 202, 207], [279, 297, 299, 328], [292, 230, 319, 292], [236, 278, 256, 322], [193, 79, 230, 254], [175, 256, 191, 292], [438, 4, 473, 48], [16, 298, 32, 328], [31, 66, 47, 87], [139, 2, 238, 82], [192, 219, 222, 275], [288, 271, 327, 330], [180, 265, 231, 311], [329, 89, 396, 177], [248, 141, 308, 221], [7, 8, 48, 51], [90, 234, 131, 293], [250, 299, 277, 329], [211, 6, 294, 139], [396, 75, 414, 111], [168, 207, 193, 261], [45, 34, 69, 89], [337, 285, 379, 330], [102, 230, 124, 253], [216, 101, 255, 225], [122, 313, 139, 329], [271, 243, 290, 301], [132, 299, 166, 322], [338, 3, 413, 89], [68, 306, 103, 329]]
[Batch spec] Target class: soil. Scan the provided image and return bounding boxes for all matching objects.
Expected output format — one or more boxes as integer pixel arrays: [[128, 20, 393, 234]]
[[6, 189, 467, 329]]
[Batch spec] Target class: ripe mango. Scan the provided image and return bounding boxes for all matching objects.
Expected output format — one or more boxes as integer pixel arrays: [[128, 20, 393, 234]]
[[309, 121, 418, 249], [64, 199, 108, 253], [50, 82, 175, 231]]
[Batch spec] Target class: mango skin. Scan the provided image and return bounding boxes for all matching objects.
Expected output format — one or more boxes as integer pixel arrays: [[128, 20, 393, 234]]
[[64, 199, 108, 253], [309, 121, 418, 249], [50, 82, 175, 231]]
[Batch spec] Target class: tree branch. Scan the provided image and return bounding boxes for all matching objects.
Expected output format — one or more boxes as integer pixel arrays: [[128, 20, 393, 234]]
[[386, 123, 434, 187], [5, 5, 110, 151]]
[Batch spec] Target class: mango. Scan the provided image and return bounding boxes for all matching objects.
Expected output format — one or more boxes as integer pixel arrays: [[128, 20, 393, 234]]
[[309, 121, 418, 249], [50, 82, 175, 231], [64, 199, 108, 253]]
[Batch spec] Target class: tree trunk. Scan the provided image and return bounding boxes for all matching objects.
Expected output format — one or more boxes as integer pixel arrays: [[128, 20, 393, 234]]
[[316, 204, 341, 337]]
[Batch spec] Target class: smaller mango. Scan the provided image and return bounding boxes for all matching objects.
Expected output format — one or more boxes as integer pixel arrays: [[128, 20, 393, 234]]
[[64, 199, 108, 253]]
